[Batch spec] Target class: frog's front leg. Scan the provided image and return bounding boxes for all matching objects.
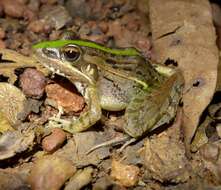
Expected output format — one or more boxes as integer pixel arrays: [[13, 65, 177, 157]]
[[49, 86, 102, 133], [124, 72, 183, 138]]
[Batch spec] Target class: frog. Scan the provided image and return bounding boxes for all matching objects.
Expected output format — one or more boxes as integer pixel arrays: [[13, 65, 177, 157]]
[[33, 36, 184, 141]]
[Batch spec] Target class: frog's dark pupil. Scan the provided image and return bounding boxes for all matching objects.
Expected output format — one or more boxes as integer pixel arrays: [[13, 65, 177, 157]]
[[63, 49, 80, 61]]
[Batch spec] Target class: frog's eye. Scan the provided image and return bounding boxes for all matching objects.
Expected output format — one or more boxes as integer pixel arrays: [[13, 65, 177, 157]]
[[61, 45, 81, 62]]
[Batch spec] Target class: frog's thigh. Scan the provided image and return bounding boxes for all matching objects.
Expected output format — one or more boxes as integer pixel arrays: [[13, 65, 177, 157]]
[[124, 73, 182, 138], [123, 91, 160, 138]]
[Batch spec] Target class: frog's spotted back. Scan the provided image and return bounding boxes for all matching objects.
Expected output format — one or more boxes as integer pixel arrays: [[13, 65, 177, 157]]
[[33, 40, 141, 57]]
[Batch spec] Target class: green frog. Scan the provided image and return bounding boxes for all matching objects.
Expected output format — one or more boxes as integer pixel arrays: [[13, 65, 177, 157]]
[[33, 37, 184, 139]]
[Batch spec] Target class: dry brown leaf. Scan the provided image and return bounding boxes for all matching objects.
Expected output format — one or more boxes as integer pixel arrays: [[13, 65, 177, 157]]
[[216, 54, 221, 91], [55, 131, 110, 167], [0, 48, 49, 84], [0, 170, 29, 190], [141, 109, 189, 183], [149, 0, 219, 150]]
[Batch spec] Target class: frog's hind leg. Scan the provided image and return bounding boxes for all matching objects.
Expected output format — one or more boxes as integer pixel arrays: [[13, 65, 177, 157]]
[[124, 73, 183, 138], [123, 90, 160, 138]]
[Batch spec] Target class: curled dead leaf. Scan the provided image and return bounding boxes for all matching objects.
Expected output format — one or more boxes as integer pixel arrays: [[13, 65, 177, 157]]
[[0, 48, 49, 84], [149, 0, 219, 151], [0, 82, 26, 125], [0, 129, 35, 160], [0, 111, 14, 133], [0, 170, 29, 190]]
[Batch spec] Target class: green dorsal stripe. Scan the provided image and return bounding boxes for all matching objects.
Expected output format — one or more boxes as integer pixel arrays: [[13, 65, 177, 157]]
[[33, 40, 141, 56]]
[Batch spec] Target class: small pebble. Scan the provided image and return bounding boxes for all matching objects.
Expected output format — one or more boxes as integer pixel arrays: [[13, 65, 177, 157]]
[[1, 0, 25, 18], [20, 68, 46, 99], [111, 159, 140, 187], [42, 128, 67, 153], [29, 155, 76, 190], [28, 0, 40, 12], [0, 40, 6, 48], [0, 28, 5, 39], [0, 4, 3, 17], [200, 143, 220, 163], [98, 21, 109, 33], [23, 9, 36, 21], [49, 30, 62, 40], [28, 20, 45, 33]]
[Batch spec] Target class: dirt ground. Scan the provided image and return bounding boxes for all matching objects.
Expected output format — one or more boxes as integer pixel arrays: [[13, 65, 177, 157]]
[[0, 0, 221, 189]]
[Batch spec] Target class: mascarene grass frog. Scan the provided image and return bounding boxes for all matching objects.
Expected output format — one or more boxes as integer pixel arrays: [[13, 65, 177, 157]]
[[33, 35, 184, 142]]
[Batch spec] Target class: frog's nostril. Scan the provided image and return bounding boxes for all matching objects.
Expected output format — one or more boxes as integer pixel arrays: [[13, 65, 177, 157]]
[[42, 48, 58, 59]]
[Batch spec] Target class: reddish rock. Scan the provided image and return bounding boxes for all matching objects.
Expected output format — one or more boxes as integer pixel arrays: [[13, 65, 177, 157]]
[[49, 30, 62, 40], [23, 9, 37, 21], [0, 28, 5, 39], [98, 21, 109, 33], [42, 128, 67, 153], [1, 0, 26, 18], [45, 83, 85, 113], [0, 4, 3, 17], [28, 20, 46, 34], [20, 68, 46, 99], [200, 143, 220, 163], [0, 40, 6, 48]]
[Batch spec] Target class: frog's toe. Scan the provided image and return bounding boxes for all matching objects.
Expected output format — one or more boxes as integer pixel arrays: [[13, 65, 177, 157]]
[[47, 117, 72, 130]]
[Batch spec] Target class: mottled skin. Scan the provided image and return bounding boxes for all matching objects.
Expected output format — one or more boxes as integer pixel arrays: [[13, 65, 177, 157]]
[[33, 39, 184, 138]]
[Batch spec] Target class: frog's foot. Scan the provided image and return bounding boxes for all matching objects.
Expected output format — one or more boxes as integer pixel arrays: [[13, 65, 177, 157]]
[[47, 117, 71, 129], [86, 135, 134, 154], [47, 105, 76, 129], [47, 112, 77, 130], [56, 105, 64, 118]]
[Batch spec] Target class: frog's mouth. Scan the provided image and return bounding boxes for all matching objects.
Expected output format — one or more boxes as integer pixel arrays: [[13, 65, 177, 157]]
[[34, 48, 95, 85]]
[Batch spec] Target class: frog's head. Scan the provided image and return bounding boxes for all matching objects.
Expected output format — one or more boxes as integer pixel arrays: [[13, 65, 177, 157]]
[[33, 40, 98, 85], [33, 39, 142, 86]]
